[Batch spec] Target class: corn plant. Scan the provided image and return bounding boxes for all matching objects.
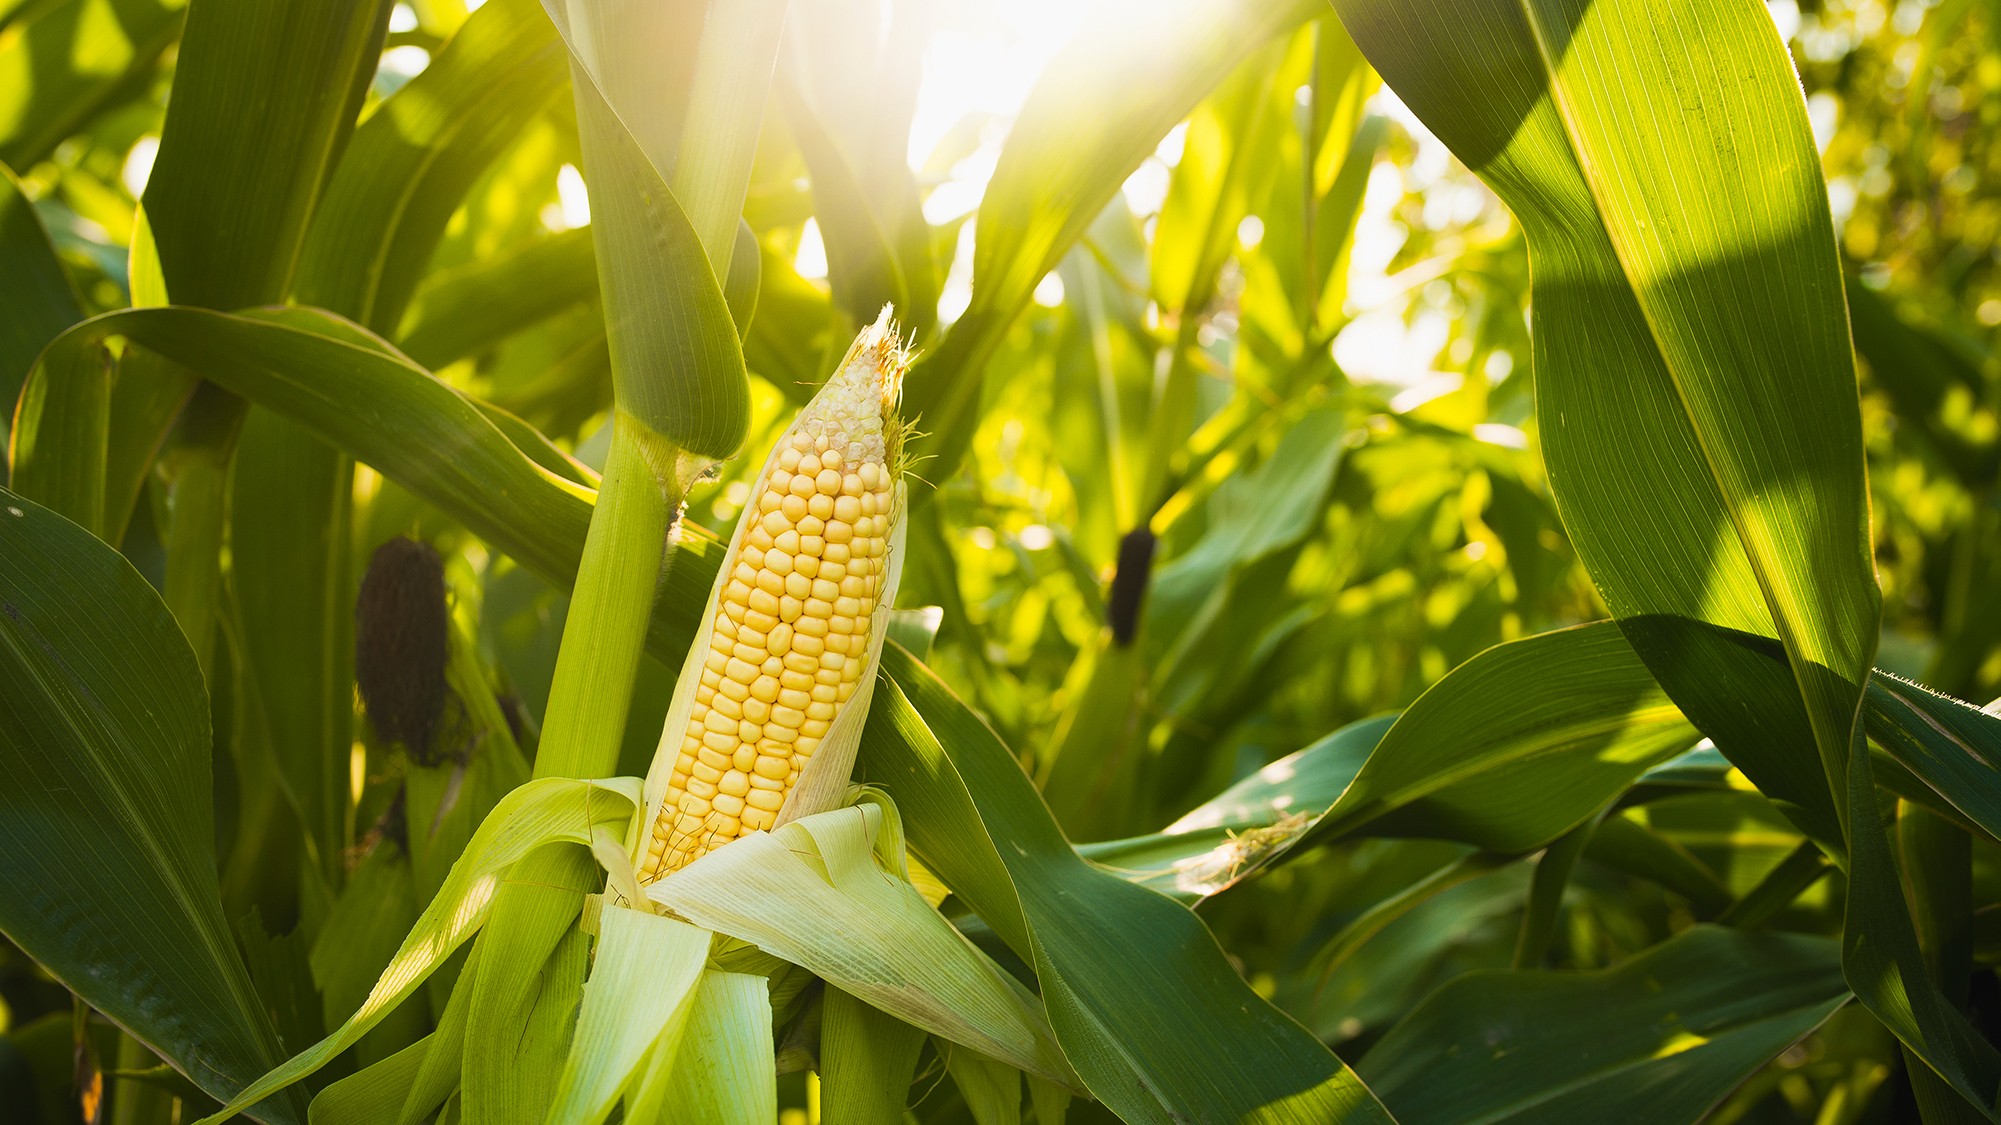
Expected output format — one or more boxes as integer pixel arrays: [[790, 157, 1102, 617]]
[[3, 0, 2001, 1122]]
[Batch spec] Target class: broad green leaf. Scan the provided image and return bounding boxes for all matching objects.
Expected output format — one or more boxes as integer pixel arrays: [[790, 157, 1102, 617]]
[[144, 0, 388, 309], [539, 0, 751, 459], [192, 776, 642, 1124], [294, 0, 568, 332], [1865, 674, 2001, 842], [819, 986, 927, 1124], [543, 904, 708, 1125], [396, 227, 598, 369], [229, 410, 353, 881], [946, 1047, 1024, 1125], [0, 0, 184, 170], [0, 486, 305, 1123], [1331, 0, 1875, 836], [0, 163, 83, 463], [863, 648, 1394, 1125], [645, 970, 777, 1124], [1356, 926, 1849, 1123], [650, 797, 1073, 1086], [1305, 622, 1700, 852], [1328, 0, 1991, 1106], [309, 845, 427, 1069], [905, 0, 1322, 477]]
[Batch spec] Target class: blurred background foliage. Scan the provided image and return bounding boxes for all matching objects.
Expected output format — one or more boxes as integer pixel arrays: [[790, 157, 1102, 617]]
[[2, 0, 2000, 1121]]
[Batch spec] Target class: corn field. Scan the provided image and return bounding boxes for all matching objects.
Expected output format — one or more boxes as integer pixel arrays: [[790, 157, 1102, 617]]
[[3, 0, 2001, 1121]]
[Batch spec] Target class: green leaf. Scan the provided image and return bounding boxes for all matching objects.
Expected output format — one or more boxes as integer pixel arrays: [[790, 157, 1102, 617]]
[[192, 776, 642, 1124], [1864, 673, 2001, 843], [650, 796, 1072, 1087], [543, 904, 708, 1125], [0, 162, 83, 463], [819, 986, 927, 1124], [538, 0, 751, 460], [294, 0, 567, 331], [863, 648, 1394, 1125], [644, 969, 777, 1125], [396, 226, 598, 370], [1356, 926, 1849, 1123], [143, 0, 388, 309], [0, 0, 184, 170], [0, 485, 305, 1123], [1306, 622, 1701, 852]]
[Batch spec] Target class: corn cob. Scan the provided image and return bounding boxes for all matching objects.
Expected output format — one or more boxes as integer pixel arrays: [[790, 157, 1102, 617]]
[[638, 309, 910, 882]]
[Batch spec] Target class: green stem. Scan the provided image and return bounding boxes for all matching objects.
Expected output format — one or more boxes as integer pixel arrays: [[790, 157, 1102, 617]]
[[534, 410, 685, 780]]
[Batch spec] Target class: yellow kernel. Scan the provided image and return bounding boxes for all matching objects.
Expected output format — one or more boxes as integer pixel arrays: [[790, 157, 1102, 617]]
[[687, 776, 718, 799], [719, 772, 750, 797], [704, 648, 730, 672], [822, 448, 844, 470], [714, 615, 739, 640], [748, 588, 780, 615], [750, 676, 781, 703], [701, 668, 724, 691], [764, 725, 798, 744], [733, 744, 757, 771], [736, 719, 760, 742], [747, 525, 774, 550], [781, 493, 809, 521], [760, 510, 789, 535], [840, 474, 862, 498], [777, 688, 811, 710], [743, 807, 777, 831], [767, 622, 794, 655], [780, 669, 815, 691], [816, 468, 843, 495], [778, 448, 802, 472], [859, 463, 880, 488], [747, 788, 785, 812], [713, 793, 746, 817], [719, 676, 751, 702], [783, 652, 819, 675], [754, 570, 784, 597], [692, 760, 723, 784], [759, 488, 784, 513], [807, 493, 834, 521], [832, 495, 862, 523], [788, 474, 816, 498], [795, 555, 820, 579], [796, 615, 829, 637], [824, 542, 851, 564], [806, 701, 836, 722], [765, 549, 793, 576], [805, 597, 834, 619], [775, 529, 800, 552], [712, 693, 742, 720], [745, 609, 779, 632], [801, 535, 826, 555], [824, 520, 854, 546], [743, 697, 772, 723], [840, 659, 862, 682], [801, 719, 830, 738], [704, 710, 736, 735], [753, 755, 789, 780], [762, 655, 784, 675], [798, 454, 822, 477], [798, 516, 826, 537], [779, 596, 804, 622], [840, 576, 868, 599], [783, 571, 811, 599], [770, 704, 805, 728], [810, 683, 838, 703], [827, 633, 853, 654], [815, 668, 841, 686], [749, 772, 785, 791], [837, 677, 858, 697], [793, 633, 826, 657], [732, 641, 767, 665], [733, 561, 758, 584]]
